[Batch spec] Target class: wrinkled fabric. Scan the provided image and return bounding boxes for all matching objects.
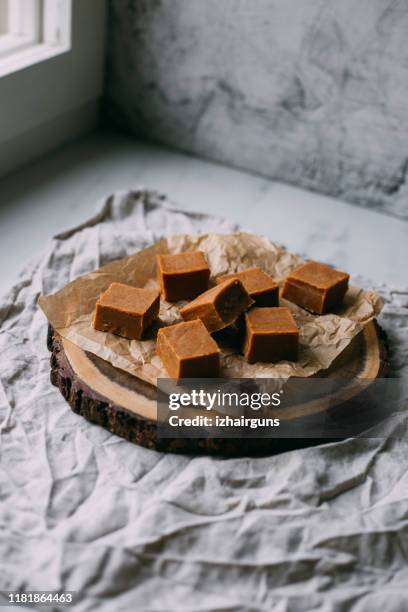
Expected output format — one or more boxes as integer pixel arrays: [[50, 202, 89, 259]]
[[0, 190, 407, 612]]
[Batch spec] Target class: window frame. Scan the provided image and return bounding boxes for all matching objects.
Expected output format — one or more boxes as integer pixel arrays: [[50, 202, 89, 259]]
[[0, 0, 41, 60], [0, 0, 71, 77], [0, 0, 106, 178]]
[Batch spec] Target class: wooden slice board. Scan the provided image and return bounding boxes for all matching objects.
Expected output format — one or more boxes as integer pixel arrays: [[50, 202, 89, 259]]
[[48, 321, 389, 456]]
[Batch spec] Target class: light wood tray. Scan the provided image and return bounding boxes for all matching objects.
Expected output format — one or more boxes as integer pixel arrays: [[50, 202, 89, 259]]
[[48, 320, 389, 455]]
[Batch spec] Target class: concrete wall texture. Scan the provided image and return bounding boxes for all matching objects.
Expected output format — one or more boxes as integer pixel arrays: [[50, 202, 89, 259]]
[[106, 0, 408, 219]]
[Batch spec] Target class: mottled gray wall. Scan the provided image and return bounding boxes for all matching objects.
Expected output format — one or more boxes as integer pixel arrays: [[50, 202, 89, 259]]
[[106, 0, 408, 219]]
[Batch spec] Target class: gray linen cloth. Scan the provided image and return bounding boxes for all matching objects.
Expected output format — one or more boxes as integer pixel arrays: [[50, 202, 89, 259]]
[[0, 190, 407, 612]]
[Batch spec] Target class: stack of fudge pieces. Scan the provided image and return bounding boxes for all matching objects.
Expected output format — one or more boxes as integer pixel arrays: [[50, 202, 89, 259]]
[[93, 250, 349, 379]]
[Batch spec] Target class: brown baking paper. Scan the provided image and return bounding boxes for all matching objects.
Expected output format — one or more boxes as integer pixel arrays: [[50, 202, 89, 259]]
[[38, 233, 383, 384]]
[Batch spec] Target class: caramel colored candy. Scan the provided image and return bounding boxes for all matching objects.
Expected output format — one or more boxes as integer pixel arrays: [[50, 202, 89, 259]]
[[216, 267, 279, 307], [157, 320, 220, 379], [93, 282, 160, 340], [243, 307, 298, 363], [282, 261, 349, 314], [157, 251, 210, 301], [180, 278, 254, 333]]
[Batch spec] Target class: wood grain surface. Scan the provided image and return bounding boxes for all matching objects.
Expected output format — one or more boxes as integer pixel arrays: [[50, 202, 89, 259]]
[[48, 320, 389, 456]]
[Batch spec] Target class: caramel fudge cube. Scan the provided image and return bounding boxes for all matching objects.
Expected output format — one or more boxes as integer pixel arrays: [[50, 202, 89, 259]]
[[157, 320, 220, 379], [157, 251, 210, 301], [93, 282, 160, 340], [180, 278, 254, 333], [282, 261, 349, 314], [243, 307, 298, 363], [216, 267, 279, 307]]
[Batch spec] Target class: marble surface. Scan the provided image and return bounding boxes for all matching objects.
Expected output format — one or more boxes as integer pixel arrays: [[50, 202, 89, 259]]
[[0, 129, 406, 297], [106, 0, 408, 219]]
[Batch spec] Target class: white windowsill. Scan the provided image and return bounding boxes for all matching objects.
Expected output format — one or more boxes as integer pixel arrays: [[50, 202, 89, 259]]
[[0, 0, 106, 177], [0, 33, 37, 58], [0, 40, 70, 77]]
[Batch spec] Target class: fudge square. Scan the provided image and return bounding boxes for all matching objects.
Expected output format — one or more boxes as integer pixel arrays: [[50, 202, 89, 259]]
[[216, 267, 279, 307], [282, 261, 349, 314], [92, 282, 160, 340], [243, 307, 299, 363], [180, 278, 254, 333], [157, 251, 210, 301], [157, 319, 220, 379]]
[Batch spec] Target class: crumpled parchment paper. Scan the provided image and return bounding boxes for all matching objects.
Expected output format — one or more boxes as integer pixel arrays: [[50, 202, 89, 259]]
[[38, 231, 383, 385], [1, 189, 407, 612]]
